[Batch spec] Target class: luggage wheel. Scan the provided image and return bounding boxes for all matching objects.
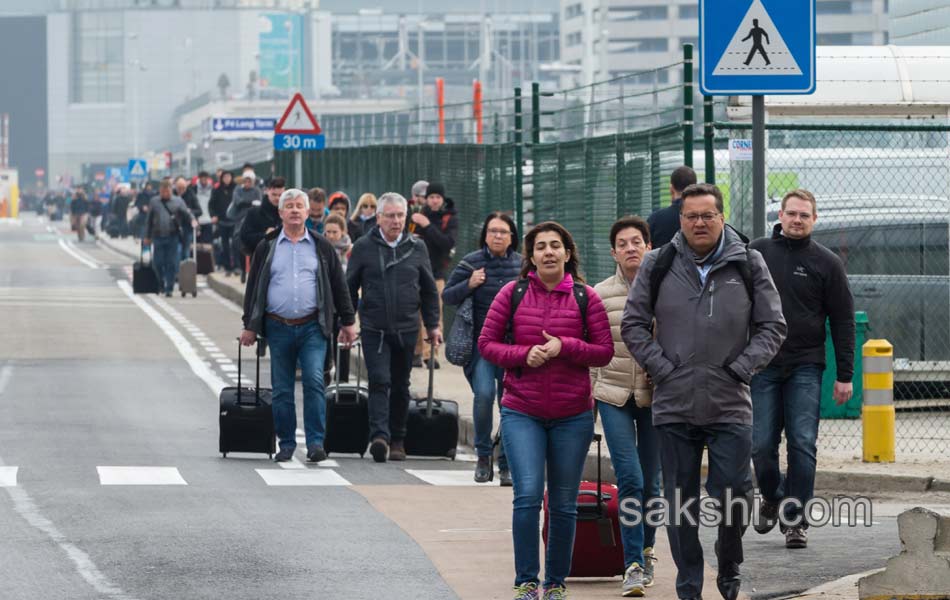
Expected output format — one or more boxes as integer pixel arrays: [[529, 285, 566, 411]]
[[447, 448, 457, 460], [222, 452, 227, 458], [192, 292, 197, 298], [181, 291, 186, 297]]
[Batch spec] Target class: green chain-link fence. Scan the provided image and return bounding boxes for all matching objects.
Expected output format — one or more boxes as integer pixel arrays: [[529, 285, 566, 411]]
[[712, 122, 950, 458]]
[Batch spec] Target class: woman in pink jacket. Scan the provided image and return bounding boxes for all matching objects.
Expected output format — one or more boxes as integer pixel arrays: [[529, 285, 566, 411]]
[[478, 221, 614, 600]]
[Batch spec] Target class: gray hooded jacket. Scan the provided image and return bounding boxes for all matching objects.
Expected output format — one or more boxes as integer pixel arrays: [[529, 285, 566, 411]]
[[620, 226, 787, 426]]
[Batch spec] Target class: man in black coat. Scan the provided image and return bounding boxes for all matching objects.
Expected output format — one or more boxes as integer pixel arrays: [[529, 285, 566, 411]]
[[748, 188, 855, 550], [347, 192, 442, 463], [240, 177, 286, 256], [647, 166, 697, 248], [410, 181, 458, 368]]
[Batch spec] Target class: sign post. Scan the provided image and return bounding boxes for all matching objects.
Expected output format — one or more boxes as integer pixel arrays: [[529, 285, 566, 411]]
[[273, 92, 324, 189], [700, 0, 815, 238]]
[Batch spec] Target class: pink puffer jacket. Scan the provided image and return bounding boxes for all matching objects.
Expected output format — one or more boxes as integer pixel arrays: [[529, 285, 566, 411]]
[[478, 271, 614, 420]]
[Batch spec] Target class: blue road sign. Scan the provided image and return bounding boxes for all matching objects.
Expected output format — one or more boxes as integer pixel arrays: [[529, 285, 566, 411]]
[[700, 0, 815, 95], [273, 133, 326, 151], [128, 159, 148, 180], [212, 117, 276, 132]]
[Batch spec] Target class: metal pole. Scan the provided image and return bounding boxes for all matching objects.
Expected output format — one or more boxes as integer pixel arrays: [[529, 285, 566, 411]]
[[752, 94, 766, 238], [514, 87, 524, 235], [294, 150, 303, 189], [683, 43, 694, 168], [531, 81, 540, 145], [704, 95, 715, 185]]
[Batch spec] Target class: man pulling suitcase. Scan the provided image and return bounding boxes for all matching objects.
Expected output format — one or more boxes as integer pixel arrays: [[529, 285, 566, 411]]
[[241, 188, 357, 463]]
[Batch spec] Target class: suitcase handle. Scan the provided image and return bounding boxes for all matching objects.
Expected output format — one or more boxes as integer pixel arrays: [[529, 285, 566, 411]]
[[235, 336, 264, 405], [425, 342, 437, 419], [334, 337, 362, 388]]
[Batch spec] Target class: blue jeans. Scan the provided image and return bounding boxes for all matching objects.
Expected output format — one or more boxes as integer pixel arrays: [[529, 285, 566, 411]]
[[470, 346, 507, 470], [751, 364, 823, 526], [151, 234, 180, 294], [266, 320, 329, 451], [597, 400, 661, 569], [501, 406, 594, 588]]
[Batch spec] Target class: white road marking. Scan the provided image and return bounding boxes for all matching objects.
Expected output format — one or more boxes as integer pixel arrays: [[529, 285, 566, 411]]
[[278, 460, 307, 470], [117, 280, 229, 396], [0, 366, 139, 599], [216, 358, 233, 364], [405, 470, 484, 486], [209, 352, 228, 359], [58, 238, 102, 269], [97, 466, 188, 486], [220, 365, 238, 372], [256, 469, 350, 486], [0, 466, 17, 487], [0, 301, 136, 309]]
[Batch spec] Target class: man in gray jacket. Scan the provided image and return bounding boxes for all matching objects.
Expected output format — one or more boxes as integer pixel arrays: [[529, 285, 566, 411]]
[[144, 178, 195, 297], [621, 183, 786, 600]]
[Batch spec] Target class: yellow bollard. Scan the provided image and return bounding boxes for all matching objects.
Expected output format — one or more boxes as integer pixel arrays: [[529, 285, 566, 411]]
[[862, 339, 895, 462]]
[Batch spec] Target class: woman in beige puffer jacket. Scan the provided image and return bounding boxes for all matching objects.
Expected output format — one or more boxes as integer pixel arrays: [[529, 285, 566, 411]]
[[590, 216, 662, 595]]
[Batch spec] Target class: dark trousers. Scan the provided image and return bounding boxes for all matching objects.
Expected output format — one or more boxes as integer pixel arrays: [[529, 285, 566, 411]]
[[362, 329, 418, 443], [216, 223, 235, 271], [656, 422, 753, 600]]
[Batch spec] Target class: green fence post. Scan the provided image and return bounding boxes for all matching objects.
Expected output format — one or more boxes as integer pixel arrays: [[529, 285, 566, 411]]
[[704, 95, 716, 185], [531, 82, 541, 146], [514, 87, 524, 236], [683, 43, 694, 168]]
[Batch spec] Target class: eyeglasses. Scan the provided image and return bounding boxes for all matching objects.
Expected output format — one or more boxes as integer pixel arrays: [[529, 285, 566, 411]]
[[783, 210, 813, 220], [487, 228, 511, 237], [362, 204, 377, 209], [681, 212, 721, 224]]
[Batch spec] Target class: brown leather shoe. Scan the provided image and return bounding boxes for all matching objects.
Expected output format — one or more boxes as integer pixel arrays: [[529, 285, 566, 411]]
[[370, 437, 389, 463], [389, 439, 407, 461]]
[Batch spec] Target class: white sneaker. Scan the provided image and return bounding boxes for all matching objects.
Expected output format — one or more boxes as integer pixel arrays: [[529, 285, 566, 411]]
[[622, 563, 646, 597], [643, 546, 657, 587]]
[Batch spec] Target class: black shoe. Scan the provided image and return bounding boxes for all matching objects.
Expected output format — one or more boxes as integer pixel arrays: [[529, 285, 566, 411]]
[[412, 355, 423, 368], [306, 445, 327, 463], [498, 468, 513, 487], [165, 291, 173, 298], [474, 456, 492, 483], [785, 526, 807, 549], [716, 575, 740, 600], [370, 437, 389, 463], [754, 499, 779, 534], [274, 447, 295, 462]]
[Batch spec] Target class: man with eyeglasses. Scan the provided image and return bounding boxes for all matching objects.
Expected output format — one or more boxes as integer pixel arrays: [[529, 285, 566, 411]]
[[621, 183, 786, 600], [347, 192, 442, 463], [748, 189, 854, 550]]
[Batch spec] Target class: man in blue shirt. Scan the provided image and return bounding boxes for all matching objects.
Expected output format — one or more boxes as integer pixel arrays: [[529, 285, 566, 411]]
[[241, 188, 357, 462]]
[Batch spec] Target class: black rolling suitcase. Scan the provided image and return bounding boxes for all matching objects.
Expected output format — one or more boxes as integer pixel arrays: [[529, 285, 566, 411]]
[[219, 339, 275, 458], [325, 341, 369, 457], [133, 244, 159, 294], [405, 347, 459, 459]]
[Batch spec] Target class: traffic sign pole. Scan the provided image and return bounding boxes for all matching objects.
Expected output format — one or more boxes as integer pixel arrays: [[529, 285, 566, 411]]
[[294, 151, 302, 190], [752, 95, 766, 239]]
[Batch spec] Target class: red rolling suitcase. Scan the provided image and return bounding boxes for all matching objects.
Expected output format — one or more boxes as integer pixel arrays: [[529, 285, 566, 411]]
[[542, 433, 625, 578]]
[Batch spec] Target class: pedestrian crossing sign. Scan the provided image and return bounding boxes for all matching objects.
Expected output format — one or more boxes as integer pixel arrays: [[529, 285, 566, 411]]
[[274, 93, 322, 135], [700, 0, 815, 95], [128, 159, 148, 180]]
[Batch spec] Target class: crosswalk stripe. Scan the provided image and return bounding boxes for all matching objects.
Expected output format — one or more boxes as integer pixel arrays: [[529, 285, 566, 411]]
[[0, 466, 18, 487], [256, 469, 351, 486], [405, 469, 484, 486], [97, 466, 188, 486]]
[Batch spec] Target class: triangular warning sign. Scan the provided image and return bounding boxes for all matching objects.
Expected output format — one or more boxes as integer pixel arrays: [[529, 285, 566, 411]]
[[713, 0, 802, 76], [130, 162, 146, 177], [275, 93, 322, 134]]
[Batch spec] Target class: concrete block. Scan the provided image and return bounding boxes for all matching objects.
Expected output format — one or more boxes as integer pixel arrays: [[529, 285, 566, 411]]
[[930, 479, 950, 494], [815, 471, 933, 494], [858, 507, 950, 599]]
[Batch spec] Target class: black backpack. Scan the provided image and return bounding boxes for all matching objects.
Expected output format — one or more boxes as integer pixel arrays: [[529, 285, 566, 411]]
[[506, 278, 590, 343], [649, 243, 754, 310]]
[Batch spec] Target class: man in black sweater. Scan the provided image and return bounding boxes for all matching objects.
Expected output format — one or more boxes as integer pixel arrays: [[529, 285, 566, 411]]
[[748, 188, 855, 550], [240, 177, 286, 255], [647, 166, 697, 247]]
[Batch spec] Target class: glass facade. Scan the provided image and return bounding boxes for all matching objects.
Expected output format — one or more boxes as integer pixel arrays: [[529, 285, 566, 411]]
[[71, 11, 124, 103]]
